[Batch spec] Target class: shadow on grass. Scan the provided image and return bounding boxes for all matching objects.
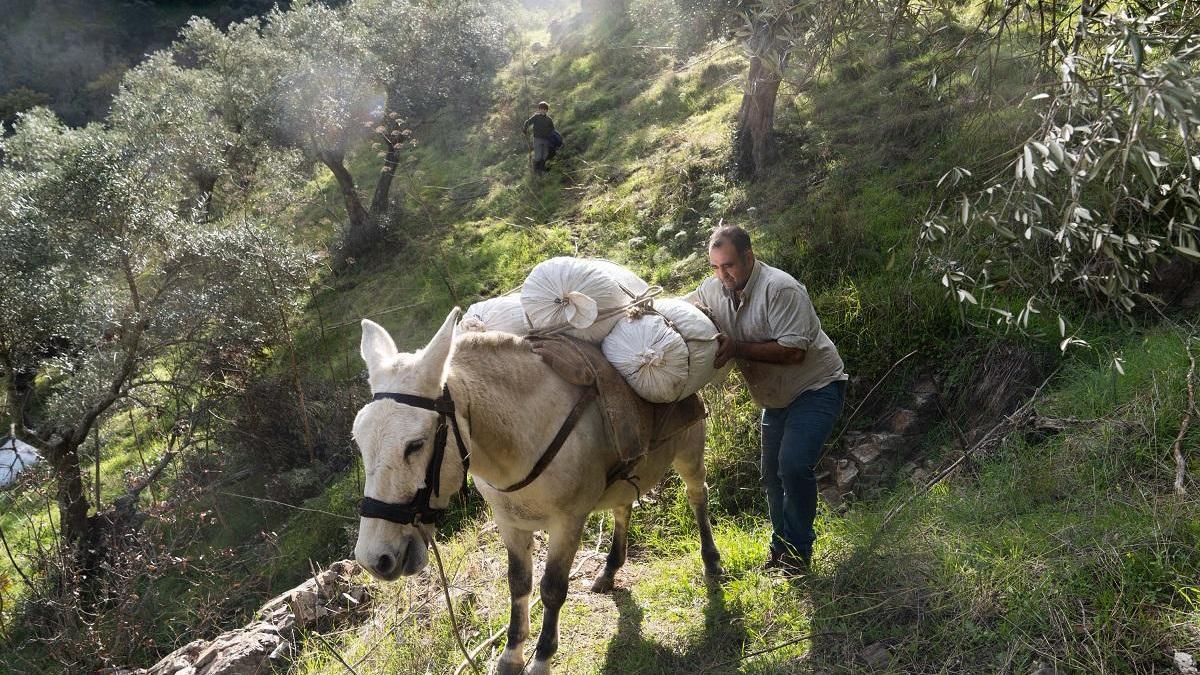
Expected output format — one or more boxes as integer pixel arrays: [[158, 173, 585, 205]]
[[598, 581, 748, 675]]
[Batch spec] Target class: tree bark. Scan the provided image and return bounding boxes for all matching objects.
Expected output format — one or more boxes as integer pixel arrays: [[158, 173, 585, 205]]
[[368, 91, 405, 223], [319, 150, 381, 265], [734, 55, 782, 178], [48, 440, 91, 547], [368, 143, 400, 221]]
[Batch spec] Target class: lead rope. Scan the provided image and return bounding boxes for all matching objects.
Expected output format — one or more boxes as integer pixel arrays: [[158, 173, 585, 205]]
[[428, 532, 481, 675]]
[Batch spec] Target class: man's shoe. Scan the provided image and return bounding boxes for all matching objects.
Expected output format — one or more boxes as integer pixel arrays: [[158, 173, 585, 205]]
[[776, 550, 811, 577], [763, 547, 810, 577]]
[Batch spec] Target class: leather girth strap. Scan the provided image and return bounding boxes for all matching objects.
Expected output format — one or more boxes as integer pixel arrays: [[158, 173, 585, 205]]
[[493, 387, 598, 493]]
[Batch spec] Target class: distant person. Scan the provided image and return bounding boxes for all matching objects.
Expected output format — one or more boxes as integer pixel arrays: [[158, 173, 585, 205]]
[[523, 101, 557, 173], [688, 225, 847, 575]]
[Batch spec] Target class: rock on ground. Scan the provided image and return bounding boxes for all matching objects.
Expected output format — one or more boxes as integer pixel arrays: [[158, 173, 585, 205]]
[[107, 559, 369, 675]]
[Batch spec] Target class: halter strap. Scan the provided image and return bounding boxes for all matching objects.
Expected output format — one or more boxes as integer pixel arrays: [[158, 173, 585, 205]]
[[359, 495, 444, 525], [359, 383, 599, 525], [359, 385, 468, 526], [372, 391, 456, 414], [493, 387, 597, 493]]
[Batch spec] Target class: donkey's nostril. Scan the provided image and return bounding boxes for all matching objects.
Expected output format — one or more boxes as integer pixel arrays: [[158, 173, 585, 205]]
[[377, 554, 395, 575]]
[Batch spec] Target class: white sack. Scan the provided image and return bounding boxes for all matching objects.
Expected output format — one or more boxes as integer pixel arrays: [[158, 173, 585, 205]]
[[0, 436, 40, 487], [602, 298, 723, 402], [521, 257, 649, 343], [460, 293, 530, 335]]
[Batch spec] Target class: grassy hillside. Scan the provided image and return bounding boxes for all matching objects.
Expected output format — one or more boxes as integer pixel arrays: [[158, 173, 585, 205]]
[[279, 12, 1199, 675], [2, 3, 1198, 674]]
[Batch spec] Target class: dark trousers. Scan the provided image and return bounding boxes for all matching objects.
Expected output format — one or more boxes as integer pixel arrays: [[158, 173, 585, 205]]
[[531, 138, 550, 172], [760, 379, 846, 557]]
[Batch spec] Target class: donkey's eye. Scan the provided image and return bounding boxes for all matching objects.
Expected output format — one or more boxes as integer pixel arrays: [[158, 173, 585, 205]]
[[404, 439, 425, 458]]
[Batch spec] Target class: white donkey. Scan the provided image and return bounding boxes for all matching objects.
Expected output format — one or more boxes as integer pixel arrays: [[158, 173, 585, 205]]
[[352, 309, 723, 674]]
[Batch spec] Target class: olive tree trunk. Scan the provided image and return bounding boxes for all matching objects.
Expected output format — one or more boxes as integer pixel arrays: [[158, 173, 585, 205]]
[[48, 440, 92, 546], [734, 55, 782, 178], [320, 142, 404, 268], [319, 150, 382, 266]]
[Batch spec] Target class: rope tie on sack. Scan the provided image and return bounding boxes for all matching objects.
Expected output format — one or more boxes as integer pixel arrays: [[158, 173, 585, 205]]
[[532, 285, 664, 336], [632, 347, 663, 374], [612, 296, 727, 381], [624, 301, 722, 344]]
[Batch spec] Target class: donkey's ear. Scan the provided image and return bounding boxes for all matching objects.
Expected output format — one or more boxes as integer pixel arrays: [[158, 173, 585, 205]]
[[419, 307, 461, 370], [360, 319, 398, 372]]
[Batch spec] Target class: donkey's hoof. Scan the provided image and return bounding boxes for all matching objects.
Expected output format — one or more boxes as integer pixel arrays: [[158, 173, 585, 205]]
[[590, 574, 615, 593], [704, 563, 726, 582], [495, 661, 525, 675], [495, 649, 525, 675], [528, 659, 552, 675]]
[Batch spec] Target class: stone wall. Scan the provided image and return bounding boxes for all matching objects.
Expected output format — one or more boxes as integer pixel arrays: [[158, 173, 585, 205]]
[[817, 375, 941, 506]]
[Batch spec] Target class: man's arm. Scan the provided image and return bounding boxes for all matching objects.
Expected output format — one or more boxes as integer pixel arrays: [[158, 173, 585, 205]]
[[714, 334, 804, 368], [713, 284, 816, 368]]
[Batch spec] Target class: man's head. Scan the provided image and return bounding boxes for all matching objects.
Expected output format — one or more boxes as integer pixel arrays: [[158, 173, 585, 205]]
[[708, 225, 755, 292], [536, 101, 550, 112]]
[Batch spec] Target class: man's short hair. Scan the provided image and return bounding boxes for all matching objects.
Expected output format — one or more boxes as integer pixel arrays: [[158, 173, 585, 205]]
[[708, 225, 753, 256], [537, 101, 550, 110]]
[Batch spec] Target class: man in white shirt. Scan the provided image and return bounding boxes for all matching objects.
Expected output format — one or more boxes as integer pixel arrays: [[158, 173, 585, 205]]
[[689, 225, 847, 572]]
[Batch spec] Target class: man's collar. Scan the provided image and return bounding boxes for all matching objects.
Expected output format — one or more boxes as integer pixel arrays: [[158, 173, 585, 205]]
[[742, 258, 762, 294]]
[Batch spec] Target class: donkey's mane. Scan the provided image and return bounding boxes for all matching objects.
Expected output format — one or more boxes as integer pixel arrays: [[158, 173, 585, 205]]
[[448, 330, 539, 388]]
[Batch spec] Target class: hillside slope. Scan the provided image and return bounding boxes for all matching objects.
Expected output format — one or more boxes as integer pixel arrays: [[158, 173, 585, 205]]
[[276, 12, 1200, 675], [3, 4, 1198, 674]]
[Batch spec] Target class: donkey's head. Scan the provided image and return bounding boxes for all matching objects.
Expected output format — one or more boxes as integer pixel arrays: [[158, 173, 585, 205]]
[[352, 309, 464, 580]]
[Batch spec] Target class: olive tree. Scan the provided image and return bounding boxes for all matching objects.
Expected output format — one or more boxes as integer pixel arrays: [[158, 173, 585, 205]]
[[107, 51, 237, 221], [345, 0, 510, 242], [0, 107, 312, 554], [732, 0, 873, 177], [921, 3, 1200, 342], [178, 0, 511, 267], [256, 3, 386, 261]]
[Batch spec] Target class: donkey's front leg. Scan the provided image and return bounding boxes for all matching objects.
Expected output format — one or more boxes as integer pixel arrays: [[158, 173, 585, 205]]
[[497, 526, 534, 675], [529, 518, 586, 675]]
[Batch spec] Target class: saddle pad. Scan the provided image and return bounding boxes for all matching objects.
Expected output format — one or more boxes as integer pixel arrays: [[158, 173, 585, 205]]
[[525, 335, 706, 463]]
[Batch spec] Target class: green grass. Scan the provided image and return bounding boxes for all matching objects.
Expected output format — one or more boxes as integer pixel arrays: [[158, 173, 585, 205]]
[[284, 323, 1200, 674]]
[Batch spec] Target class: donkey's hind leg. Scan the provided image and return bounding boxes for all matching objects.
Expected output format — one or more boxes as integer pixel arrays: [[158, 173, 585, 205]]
[[673, 427, 724, 580], [590, 503, 631, 593]]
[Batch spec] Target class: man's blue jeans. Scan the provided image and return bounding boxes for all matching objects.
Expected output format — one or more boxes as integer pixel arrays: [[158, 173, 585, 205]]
[[760, 379, 846, 558]]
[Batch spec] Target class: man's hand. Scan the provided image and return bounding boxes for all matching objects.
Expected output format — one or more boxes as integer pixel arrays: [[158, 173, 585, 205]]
[[714, 333, 737, 369]]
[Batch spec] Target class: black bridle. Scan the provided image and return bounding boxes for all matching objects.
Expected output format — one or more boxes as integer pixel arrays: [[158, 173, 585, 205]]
[[359, 381, 600, 527], [358, 385, 470, 526]]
